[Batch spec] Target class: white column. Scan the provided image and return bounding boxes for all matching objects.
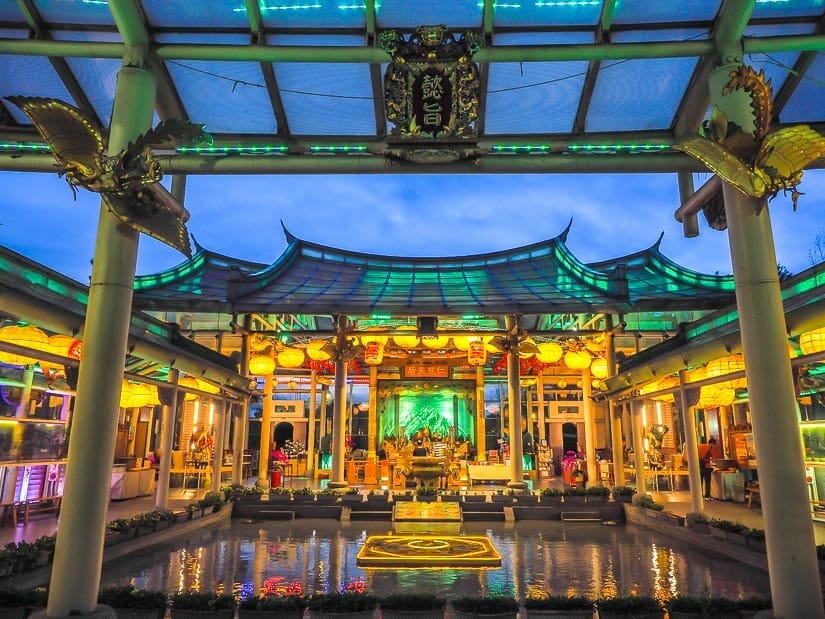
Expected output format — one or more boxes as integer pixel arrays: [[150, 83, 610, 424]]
[[631, 400, 646, 493], [257, 374, 273, 489], [210, 401, 226, 492], [609, 402, 625, 486], [506, 316, 526, 489], [155, 369, 179, 509], [712, 60, 822, 617], [327, 355, 348, 489], [581, 367, 598, 485], [306, 369, 318, 477], [47, 66, 156, 617], [679, 371, 703, 514]]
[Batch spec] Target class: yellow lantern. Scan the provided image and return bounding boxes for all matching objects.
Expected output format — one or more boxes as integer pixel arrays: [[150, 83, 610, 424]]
[[467, 340, 487, 366], [422, 334, 450, 349], [196, 378, 221, 395], [393, 326, 420, 349], [364, 340, 385, 365], [128, 383, 159, 408], [306, 339, 332, 361], [119, 380, 135, 408], [564, 349, 591, 370], [800, 326, 825, 355], [556, 378, 568, 389], [697, 384, 736, 408], [535, 341, 563, 364], [277, 347, 305, 368], [0, 324, 48, 366], [248, 353, 275, 376], [706, 353, 747, 388], [48, 334, 82, 360], [590, 357, 609, 379], [453, 335, 481, 351], [517, 337, 538, 358]]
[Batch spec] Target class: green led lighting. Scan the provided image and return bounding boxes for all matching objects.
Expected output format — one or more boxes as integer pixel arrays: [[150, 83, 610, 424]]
[[338, 0, 381, 8], [477, 2, 521, 7], [492, 145, 550, 153], [567, 143, 670, 153], [756, 0, 789, 4], [370, 313, 392, 320], [0, 142, 50, 152], [82, 0, 108, 5], [234, 3, 322, 11], [309, 145, 368, 153], [176, 145, 288, 154], [535, 0, 600, 6]]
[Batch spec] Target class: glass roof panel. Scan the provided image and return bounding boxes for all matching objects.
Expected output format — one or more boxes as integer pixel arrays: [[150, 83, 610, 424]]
[[0, 55, 75, 124], [611, 0, 721, 24], [31, 0, 115, 26], [273, 61, 374, 135], [751, 0, 824, 18], [493, 31, 595, 46], [165, 59, 276, 134], [258, 0, 366, 29], [0, 5, 23, 20], [0, 29, 27, 39], [269, 33, 366, 46], [485, 61, 587, 134], [142, 0, 249, 28], [376, 0, 482, 29], [493, 1, 603, 27], [587, 29, 704, 132], [781, 52, 825, 123], [743, 23, 814, 97], [51, 31, 127, 126]]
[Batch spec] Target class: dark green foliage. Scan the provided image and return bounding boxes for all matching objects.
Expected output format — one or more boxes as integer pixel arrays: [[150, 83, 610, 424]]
[[597, 595, 661, 614], [307, 593, 378, 613], [169, 591, 235, 611], [451, 596, 519, 614], [99, 585, 168, 609], [238, 595, 307, 612], [379, 593, 446, 611], [523, 595, 593, 610]]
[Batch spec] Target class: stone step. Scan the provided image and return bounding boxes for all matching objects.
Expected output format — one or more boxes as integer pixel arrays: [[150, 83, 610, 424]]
[[561, 511, 601, 522]]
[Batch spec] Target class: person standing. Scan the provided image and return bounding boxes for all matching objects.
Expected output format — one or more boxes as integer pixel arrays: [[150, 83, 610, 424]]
[[698, 437, 721, 499]]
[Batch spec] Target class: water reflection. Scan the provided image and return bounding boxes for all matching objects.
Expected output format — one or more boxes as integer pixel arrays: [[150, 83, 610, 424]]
[[101, 519, 769, 602]]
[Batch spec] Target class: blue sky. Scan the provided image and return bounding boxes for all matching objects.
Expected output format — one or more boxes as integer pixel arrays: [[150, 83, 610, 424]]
[[1, 168, 823, 284]]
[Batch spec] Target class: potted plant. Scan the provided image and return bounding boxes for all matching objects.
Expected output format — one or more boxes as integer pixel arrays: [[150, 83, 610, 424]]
[[463, 492, 487, 503], [523, 594, 594, 618], [222, 484, 264, 504], [584, 486, 610, 503], [685, 513, 710, 534], [33, 534, 56, 566], [316, 489, 340, 505], [0, 587, 48, 619], [98, 585, 168, 619], [169, 591, 236, 619], [439, 490, 463, 503], [561, 487, 587, 504], [596, 595, 663, 619], [391, 491, 414, 502], [451, 596, 519, 619], [307, 592, 377, 619], [743, 527, 766, 552], [665, 595, 739, 618], [341, 488, 363, 503], [268, 487, 294, 503], [539, 488, 563, 504], [200, 490, 226, 512], [511, 490, 538, 505], [635, 495, 665, 515], [292, 487, 316, 503], [491, 490, 515, 504], [611, 486, 635, 503], [379, 592, 446, 619], [238, 594, 307, 619], [366, 490, 389, 503]]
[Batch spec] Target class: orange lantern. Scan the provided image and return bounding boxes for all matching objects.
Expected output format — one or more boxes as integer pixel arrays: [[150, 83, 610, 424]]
[[47, 334, 82, 360], [364, 340, 385, 365], [277, 347, 305, 368], [468, 340, 487, 366]]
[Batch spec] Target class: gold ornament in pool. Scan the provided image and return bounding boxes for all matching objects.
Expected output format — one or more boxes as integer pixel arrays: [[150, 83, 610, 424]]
[[356, 534, 501, 568]]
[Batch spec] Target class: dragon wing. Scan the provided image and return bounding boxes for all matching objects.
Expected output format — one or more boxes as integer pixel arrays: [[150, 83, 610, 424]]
[[4, 96, 104, 178], [672, 135, 766, 198], [757, 125, 825, 181], [103, 183, 192, 257]]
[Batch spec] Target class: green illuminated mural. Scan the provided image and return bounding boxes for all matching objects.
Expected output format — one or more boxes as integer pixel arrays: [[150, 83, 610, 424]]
[[380, 392, 474, 442]]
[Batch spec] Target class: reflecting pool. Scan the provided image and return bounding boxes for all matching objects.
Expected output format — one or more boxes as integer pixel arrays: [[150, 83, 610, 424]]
[[99, 519, 770, 603]]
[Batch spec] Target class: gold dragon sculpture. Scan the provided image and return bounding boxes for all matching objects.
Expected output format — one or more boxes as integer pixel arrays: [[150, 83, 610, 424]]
[[5, 96, 209, 256], [672, 65, 825, 211]]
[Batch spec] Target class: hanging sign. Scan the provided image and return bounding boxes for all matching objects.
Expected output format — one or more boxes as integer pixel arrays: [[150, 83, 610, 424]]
[[403, 365, 449, 379]]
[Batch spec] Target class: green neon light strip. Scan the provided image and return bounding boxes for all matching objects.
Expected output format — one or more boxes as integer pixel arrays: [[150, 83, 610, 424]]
[[233, 3, 322, 12], [492, 145, 550, 153], [176, 145, 288, 154], [309, 145, 368, 152], [477, 2, 521, 7], [567, 143, 670, 152], [0, 142, 51, 152], [82, 0, 108, 5], [535, 1, 601, 6]]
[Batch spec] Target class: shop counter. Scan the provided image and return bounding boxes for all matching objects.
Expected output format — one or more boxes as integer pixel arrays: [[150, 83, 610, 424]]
[[711, 470, 745, 501], [110, 466, 155, 500]]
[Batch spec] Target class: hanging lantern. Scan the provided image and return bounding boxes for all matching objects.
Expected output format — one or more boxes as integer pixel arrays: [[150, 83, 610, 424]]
[[0, 324, 48, 366], [468, 340, 487, 366], [393, 326, 420, 349], [535, 341, 563, 364], [452, 335, 475, 351], [590, 357, 609, 379], [706, 353, 747, 388], [800, 326, 825, 355], [196, 378, 221, 395], [364, 340, 385, 365], [306, 339, 332, 361], [248, 353, 275, 376], [177, 375, 199, 401], [788, 342, 799, 358], [129, 383, 159, 408], [47, 334, 83, 360], [688, 366, 706, 383], [564, 349, 591, 370], [120, 380, 135, 408], [556, 378, 568, 389], [422, 334, 450, 349], [277, 347, 305, 368]]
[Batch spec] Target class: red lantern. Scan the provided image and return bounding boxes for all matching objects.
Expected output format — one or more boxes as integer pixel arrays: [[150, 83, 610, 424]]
[[364, 340, 384, 365]]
